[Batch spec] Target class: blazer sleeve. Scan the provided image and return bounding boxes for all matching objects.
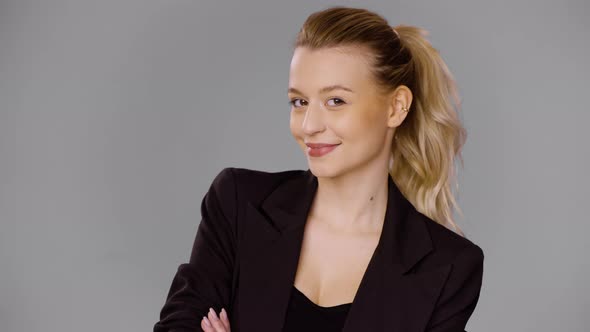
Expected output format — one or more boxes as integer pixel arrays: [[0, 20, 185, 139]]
[[424, 244, 484, 332], [154, 167, 238, 332]]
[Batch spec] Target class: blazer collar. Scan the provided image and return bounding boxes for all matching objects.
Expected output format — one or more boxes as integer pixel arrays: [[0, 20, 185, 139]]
[[258, 168, 433, 274]]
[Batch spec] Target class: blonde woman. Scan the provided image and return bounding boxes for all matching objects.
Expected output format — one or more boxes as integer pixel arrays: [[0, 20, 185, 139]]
[[155, 6, 484, 332]]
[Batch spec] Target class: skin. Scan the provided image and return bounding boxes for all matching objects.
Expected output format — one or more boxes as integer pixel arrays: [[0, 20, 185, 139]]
[[288, 45, 412, 233], [201, 307, 230, 331], [201, 44, 413, 331]]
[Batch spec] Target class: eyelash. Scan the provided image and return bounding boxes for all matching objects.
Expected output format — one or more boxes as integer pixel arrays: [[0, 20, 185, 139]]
[[288, 98, 346, 108]]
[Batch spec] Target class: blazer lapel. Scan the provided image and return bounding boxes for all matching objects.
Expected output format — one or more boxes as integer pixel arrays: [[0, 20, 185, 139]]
[[238, 170, 316, 332], [237, 169, 452, 332]]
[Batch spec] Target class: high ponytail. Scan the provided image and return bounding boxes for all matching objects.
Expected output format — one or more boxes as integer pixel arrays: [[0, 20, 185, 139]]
[[294, 7, 468, 235]]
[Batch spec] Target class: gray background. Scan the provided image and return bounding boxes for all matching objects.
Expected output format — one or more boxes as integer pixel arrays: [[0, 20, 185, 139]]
[[1, 0, 588, 331]]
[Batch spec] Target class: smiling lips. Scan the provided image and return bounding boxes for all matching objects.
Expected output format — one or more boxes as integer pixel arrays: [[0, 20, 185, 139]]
[[305, 142, 341, 157]]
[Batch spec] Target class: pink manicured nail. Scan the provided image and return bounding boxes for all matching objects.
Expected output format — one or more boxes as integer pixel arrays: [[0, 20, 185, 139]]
[[209, 307, 217, 319], [221, 308, 227, 320], [203, 316, 211, 327]]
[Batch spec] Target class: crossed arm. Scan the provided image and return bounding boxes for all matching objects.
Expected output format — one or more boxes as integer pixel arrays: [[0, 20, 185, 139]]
[[154, 168, 238, 332]]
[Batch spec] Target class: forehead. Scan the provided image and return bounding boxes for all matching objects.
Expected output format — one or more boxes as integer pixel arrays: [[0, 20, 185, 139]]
[[288, 46, 375, 92]]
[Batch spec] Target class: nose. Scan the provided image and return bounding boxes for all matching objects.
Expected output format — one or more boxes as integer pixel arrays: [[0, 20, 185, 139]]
[[301, 103, 325, 135]]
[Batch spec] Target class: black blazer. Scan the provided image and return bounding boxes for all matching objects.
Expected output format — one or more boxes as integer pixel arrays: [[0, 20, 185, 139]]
[[154, 167, 484, 332]]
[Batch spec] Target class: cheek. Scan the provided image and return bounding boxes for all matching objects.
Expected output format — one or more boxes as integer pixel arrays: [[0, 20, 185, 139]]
[[335, 113, 377, 140], [289, 113, 305, 147], [337, 114, 388, 154]]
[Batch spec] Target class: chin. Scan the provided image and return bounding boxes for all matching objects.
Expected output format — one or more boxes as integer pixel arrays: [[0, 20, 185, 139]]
[[307, 163, 342, 179]]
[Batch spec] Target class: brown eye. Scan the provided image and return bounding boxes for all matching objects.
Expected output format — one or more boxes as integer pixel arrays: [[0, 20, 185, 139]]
[[327, 98, 345, 107], [289, 98, 306, 108]]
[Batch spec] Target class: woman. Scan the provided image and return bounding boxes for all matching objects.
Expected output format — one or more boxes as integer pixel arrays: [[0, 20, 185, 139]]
[[154, 6, 484, 332]]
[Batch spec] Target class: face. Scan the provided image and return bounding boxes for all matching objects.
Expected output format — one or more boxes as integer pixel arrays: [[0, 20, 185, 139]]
[[288, 46, 408, 178]]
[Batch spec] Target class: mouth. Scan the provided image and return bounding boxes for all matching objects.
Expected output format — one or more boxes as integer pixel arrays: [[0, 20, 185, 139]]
[[305, 143, 341, 148], [305, 143, 341, 157]]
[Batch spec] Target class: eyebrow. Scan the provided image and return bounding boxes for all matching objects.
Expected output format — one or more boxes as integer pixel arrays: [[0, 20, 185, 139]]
[[287, 84, 354, 95]]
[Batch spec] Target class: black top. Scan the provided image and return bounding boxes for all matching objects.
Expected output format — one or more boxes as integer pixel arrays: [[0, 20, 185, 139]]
[[282, 285, 352, 332]]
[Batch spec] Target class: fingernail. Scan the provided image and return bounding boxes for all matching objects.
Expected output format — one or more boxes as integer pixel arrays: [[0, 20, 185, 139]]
[[209, 307, 216, 319], [203, 316, 211, 327], [221, 308, 227, 320]]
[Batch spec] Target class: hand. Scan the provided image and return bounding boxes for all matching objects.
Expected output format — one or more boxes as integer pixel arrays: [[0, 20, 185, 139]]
[[201, 307, 231, 332]]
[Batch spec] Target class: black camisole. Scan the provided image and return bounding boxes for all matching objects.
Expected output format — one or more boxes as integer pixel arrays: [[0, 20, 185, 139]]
[[282, 285, 352, 331]]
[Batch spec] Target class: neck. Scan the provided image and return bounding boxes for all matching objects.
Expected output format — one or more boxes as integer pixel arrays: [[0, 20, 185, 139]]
[[310, 165, 390, 233]]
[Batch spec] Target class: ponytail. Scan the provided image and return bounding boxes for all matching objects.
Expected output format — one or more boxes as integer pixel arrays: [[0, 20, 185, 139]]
[[391, 25, 467, 236]]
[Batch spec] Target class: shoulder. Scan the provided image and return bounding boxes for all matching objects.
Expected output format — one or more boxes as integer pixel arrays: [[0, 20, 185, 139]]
[[201, 167, 303, 235], [211, 166, 305, 201], [414, 210, 484, 270], [230, 166, 304, 186], [417, 215, 485, 330], [210, 166, 300, 186]]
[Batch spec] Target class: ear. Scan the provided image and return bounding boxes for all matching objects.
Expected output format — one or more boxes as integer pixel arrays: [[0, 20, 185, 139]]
[[387, 85, 413, 128]]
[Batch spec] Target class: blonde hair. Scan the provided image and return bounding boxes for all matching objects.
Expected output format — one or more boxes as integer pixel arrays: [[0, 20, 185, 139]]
[[293, 6, 467, 236]]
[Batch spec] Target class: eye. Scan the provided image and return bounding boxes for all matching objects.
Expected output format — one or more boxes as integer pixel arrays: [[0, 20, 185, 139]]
[[327, 98, 346, 107], [288, 98, 307, 108]]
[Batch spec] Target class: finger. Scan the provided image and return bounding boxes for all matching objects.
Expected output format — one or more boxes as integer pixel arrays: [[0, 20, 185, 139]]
[[208, 307, 227, 331], [220, 308, 231, 331], [201, 316, 214, 332]]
